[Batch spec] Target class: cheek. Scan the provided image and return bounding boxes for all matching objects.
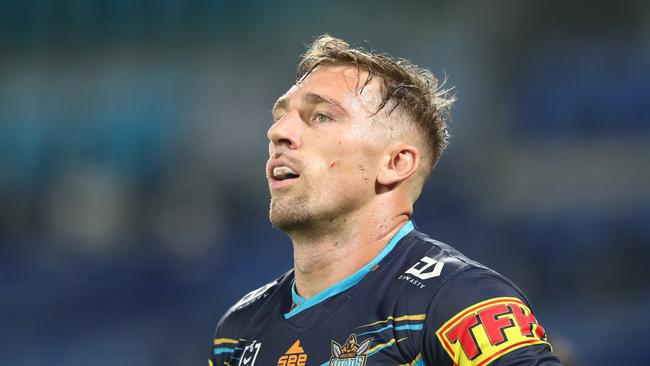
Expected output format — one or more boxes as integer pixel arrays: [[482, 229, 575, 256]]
[[324, 156, 376, 191], [313, 132, 380, 186]]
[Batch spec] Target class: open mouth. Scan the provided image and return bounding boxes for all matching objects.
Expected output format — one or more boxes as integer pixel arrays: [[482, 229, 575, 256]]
[[271, 165, 300, 181]]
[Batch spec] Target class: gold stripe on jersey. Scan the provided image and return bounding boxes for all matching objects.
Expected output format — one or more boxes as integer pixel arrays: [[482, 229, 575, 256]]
[[358, 314, 426, 328]]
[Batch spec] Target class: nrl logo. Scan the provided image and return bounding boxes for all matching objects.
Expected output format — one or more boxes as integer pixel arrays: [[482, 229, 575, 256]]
[[329, 334, 373, 366]]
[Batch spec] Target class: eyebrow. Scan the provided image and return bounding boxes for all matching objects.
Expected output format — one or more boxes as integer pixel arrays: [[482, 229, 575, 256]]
[[272, 97, 289, 115], [272, 92, 349, 117]]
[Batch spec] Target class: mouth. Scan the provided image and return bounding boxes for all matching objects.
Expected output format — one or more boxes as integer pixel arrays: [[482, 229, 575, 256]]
[[267, 161, 301, 188]]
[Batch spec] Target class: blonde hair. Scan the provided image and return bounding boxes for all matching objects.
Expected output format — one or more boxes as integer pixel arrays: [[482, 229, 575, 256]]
[[298, 34, 455, 174]]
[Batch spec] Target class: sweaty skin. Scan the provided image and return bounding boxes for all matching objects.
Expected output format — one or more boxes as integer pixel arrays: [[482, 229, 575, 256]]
[[210, 39, 562, 366], [266, 65, 420, 299]]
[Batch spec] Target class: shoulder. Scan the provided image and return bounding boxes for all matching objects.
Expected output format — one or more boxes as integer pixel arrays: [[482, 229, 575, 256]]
[[398, 230, 557, 365], [389, 229, 499, 300], [395, 229, 534, 322], [385, 228, 535, 334], [215, 270, 291, 336]]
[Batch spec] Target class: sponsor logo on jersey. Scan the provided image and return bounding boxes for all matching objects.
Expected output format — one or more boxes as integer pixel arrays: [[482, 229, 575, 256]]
[[398, 256, 444, 288], [277, 339, 308, 366], [237, 340, 262, 366], [435, 297, 548, 366], [329, 334, 373, 366]]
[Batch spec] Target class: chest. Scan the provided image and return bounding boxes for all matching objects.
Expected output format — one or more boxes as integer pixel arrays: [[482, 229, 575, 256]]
[[221, 304, 426, 366]]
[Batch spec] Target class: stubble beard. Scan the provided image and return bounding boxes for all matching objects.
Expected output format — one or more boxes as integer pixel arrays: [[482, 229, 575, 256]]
[[269, 193, 315, 232], [269, 188, 346, 234], [269, 190, 359, 236]]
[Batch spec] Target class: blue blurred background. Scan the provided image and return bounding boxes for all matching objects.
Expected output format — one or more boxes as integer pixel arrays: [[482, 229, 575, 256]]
[[1, 1, 649, 365]]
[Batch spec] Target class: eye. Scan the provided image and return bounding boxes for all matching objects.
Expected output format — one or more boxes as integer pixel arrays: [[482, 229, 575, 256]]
[[313, 113, 333, 123]]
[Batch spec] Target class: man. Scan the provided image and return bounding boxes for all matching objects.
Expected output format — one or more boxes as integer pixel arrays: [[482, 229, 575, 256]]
[[209, 35, 561, 366]]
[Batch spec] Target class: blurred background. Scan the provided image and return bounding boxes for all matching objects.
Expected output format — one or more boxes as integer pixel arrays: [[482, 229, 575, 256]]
[[1, 0, 649, 365]]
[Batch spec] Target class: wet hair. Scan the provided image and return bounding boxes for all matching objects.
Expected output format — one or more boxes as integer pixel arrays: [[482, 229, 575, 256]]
[[297, 34, 455, 174]]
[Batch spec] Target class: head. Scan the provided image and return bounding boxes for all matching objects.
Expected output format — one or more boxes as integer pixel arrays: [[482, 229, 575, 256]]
[[266, 35, 454, 233]]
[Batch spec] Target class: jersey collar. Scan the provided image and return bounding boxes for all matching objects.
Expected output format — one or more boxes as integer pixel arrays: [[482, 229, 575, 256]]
[[285, 220, 414, 319]]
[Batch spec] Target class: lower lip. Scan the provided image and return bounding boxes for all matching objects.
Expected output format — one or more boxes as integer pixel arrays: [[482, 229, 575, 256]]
[[269, 176, 300, 189]]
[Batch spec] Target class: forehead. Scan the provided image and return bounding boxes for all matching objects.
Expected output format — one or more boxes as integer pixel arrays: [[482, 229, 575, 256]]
[[275, 65, 383, 111]]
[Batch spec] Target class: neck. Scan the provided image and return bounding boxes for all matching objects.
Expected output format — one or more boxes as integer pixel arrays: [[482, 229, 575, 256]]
[[289, 210, 411, 299]]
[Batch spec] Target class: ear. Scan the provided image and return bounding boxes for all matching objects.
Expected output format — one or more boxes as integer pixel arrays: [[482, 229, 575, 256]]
[[377, 144, 419, 187]]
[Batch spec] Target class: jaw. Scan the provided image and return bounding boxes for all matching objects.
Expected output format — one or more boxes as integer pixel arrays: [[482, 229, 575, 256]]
[[269, 193, 313, 233]]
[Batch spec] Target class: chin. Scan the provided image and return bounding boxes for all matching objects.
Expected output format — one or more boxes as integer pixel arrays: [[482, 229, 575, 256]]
[[270, 211, 313, 232], [269, 198, 313, 232]]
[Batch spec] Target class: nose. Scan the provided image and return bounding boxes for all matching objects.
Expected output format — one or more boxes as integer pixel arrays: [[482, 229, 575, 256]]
[[267, 111, 302, 150]]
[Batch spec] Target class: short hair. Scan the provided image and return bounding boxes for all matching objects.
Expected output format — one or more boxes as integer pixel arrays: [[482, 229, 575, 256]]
[[297, 34, 455, 175]]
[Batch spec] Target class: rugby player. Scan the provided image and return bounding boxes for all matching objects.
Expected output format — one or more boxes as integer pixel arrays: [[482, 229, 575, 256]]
[[209, 35, 562, 366]]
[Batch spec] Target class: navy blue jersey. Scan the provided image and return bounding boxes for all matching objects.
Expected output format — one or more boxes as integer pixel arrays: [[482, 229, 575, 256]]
[[209, 222, 561, 366]]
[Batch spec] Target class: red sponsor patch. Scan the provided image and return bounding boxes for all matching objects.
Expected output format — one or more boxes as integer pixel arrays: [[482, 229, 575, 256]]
[[436, 297, 549, 366]]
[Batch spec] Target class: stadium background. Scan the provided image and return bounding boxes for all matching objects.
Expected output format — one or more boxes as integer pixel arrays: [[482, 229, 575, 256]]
[[1, 1, 648, 365]]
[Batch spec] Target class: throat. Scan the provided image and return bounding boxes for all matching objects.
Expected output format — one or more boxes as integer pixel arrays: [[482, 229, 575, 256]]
[[290, 219, 409, 298], [286, 219, 414, 317], [292, 241, 354, 298]]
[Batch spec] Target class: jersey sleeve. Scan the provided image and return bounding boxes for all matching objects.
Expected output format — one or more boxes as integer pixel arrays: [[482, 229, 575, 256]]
[[207, 277, 284, 366], [208, 311, 242, 366], [421, 268, 562, 366]]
